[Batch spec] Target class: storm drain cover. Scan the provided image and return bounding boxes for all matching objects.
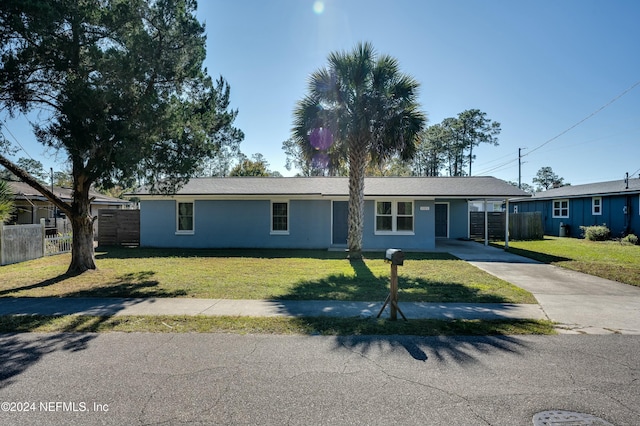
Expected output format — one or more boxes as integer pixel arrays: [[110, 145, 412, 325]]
[[533, 410, 613, 425]]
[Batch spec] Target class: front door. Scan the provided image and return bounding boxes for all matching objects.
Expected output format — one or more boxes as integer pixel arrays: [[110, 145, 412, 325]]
[[435, 203, 449, 238], [332, 201, 348, 246]]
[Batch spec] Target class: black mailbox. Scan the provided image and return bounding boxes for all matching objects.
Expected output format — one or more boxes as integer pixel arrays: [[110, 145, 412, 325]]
[[385, 248, 404, 266]]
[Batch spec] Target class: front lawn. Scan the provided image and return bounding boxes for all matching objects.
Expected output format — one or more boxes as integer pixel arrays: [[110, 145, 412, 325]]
[[0, 248, 535, 303], [493, 236, 640, 286]]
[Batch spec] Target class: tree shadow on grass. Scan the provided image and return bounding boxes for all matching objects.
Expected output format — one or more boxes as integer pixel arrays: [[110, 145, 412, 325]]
[[0, 273, 79, 297], [276, 257, 532, 363], [66, 271, 187, 298], [490, 244, 571, 264], [276, 257, 513, 303], [1, 271, 187, 298]]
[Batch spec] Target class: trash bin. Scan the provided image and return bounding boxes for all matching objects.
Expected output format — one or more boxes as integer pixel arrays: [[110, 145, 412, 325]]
[[559, 222, 568, 237]]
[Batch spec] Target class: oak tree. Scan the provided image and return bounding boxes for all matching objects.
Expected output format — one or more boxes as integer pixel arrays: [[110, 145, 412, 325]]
[[0, 0, 243, 273]]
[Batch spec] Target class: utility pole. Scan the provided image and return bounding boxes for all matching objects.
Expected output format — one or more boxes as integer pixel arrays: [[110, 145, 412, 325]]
[[517, 148, 528, 189]]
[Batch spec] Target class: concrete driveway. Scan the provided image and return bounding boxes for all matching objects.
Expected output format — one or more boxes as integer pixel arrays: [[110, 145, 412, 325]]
[[438, 239, 640, 334]]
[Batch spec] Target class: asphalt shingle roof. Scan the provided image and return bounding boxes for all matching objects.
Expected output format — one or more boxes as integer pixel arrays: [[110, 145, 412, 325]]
[[7, 180, 130, 205], [133, 176, 529, 199], [525, 178, 640, 200]]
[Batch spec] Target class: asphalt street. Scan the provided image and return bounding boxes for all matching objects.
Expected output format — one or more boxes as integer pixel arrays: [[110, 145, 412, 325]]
[[0, 333, 638, 425]]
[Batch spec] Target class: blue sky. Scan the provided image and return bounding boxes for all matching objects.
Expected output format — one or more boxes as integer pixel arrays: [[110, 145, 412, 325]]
[[2, 0, 639, 187]]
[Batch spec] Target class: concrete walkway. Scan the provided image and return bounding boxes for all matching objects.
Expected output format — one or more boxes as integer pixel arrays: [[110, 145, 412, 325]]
[[0, 297, 544, 321], [2, 240, 639, 334], [438, 239, 640, 335]]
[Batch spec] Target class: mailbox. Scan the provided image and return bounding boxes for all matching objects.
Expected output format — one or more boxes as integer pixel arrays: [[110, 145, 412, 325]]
[[385, 248, 404, 266]]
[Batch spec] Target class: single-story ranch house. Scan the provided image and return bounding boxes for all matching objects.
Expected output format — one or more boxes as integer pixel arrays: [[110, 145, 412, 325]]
[[7, 180, 132, 234], [133, 176, 528, 251], [511, 178, 640, 238]]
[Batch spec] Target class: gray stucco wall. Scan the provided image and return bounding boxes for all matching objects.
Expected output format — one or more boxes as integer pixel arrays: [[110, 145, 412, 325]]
[[361, 199, 435, 251], [141, 199, 332, 249], [447, 199, 470, 239], [140, 197, 448, 250]]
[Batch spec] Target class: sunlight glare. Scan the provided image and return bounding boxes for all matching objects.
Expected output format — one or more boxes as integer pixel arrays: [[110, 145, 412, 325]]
[[313, 1, 325, 15]]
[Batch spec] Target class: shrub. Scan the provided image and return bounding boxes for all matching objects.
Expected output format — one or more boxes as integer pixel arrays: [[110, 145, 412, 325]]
[[580, 225, 610, 241], [622, 234, 639, 245]]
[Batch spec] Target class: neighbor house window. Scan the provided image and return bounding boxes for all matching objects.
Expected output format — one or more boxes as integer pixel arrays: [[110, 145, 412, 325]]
[[271, 201, 289, 234], [592, 197, 602, 215], [552, 199, 569, 218], [375, 201, 414, 234], [176, 201, 194, 234]]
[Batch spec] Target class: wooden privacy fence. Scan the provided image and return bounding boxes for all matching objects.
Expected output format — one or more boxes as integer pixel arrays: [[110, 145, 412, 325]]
[[0, 220, 71, 266], [509, 212, 544, 240], [470, 212, 505, 240], [98, 209, 140, 246], [0, 223, 44, 266], [470, 211, 544, 241]]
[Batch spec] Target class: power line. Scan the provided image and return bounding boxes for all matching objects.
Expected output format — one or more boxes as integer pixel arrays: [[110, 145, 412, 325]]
[[1, 120, 37, 162], [524, 79, 640, 158]]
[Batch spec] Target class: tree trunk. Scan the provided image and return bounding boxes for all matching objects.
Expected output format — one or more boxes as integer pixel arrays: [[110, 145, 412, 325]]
[[347, 140, 367, 259], [67, 176, 96, 274]]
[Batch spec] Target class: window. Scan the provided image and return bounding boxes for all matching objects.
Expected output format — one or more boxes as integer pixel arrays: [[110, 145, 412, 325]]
[[513, 205, 519, 214], [271, 201, 289, 234], [376, 201, 393, 231], [375, 201, 414, 234], [552, 199, 569, 218], [592, 197, 602, 215], [176, 201, 194, 234]]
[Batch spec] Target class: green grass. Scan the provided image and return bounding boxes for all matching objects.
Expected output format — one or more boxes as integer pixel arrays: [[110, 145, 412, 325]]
[[0, 248, 535, 303], [493, 236, 640, 286], [0, 314, 556, 336]]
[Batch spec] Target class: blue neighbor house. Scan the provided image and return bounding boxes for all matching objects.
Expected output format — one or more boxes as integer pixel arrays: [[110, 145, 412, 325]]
[[133, 176, 528, 251], [511, 177, 640, 238]]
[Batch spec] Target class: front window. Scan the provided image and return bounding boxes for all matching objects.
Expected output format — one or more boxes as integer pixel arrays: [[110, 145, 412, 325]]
[[271, 201, 289, 234], [592, 197, 602, 215], [376, 201, 393, 231], [553, 199, 569, 218], [177, 201, 194, 233], [375, 201, 414, 233]]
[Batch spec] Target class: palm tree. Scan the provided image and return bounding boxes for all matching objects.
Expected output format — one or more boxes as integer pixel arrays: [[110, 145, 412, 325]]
[[293, 42, 426, 257], [0, 179, 15, 223]]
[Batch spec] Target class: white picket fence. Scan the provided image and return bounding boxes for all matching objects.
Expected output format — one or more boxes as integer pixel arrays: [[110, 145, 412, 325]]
[[45, 233, 72, 256]]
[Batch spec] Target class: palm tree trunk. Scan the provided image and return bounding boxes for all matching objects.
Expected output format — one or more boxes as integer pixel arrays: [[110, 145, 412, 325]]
[[347, 140, 368, 258]]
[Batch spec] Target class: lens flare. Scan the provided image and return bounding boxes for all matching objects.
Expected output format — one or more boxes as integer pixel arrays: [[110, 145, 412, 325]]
[[312, 152, 330, 169], [313, 1, 325, 15], [309, 127, 333, 150]]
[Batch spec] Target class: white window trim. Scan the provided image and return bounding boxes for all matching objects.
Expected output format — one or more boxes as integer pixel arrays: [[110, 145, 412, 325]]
[[270, 200, 290, 235], [552, 199, 570, 219], [592, 196, 602, 216], [175, 200, 195, 235], [374, 200, 415, 235]]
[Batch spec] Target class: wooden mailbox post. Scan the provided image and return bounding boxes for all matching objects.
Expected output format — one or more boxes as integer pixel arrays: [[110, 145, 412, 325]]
[[377, 248, 407, 321]]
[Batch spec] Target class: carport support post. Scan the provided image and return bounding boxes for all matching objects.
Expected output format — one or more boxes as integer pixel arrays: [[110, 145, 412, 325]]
[[484, 199, 489, 246], [504, 199, 510, 249]]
